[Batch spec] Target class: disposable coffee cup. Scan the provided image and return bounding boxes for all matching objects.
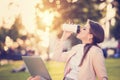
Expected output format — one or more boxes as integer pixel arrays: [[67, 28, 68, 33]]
[[62, 23, 80, 33]]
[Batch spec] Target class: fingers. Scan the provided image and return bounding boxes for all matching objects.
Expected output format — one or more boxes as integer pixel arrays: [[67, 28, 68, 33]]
[[27, 76, 33, 80], [66, 19, 74, 24], [33, 76, 41, 80], [27, 76, 41, 80]]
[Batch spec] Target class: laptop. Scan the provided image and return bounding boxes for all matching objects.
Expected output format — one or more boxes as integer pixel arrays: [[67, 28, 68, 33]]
[[22, 56, 52, 80]]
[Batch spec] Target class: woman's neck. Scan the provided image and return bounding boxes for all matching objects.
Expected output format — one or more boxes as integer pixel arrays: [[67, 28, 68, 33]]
[[82, 40, 93, 44]]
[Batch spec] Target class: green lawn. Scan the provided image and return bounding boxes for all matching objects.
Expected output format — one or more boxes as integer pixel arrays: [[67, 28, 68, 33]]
[[105, 58, 120, 80], [0, 58, 120, 80]]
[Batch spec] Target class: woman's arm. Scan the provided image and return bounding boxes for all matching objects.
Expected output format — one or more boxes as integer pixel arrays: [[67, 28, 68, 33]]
[[51, 31, 73, 62], [91, 47, 108, 80]]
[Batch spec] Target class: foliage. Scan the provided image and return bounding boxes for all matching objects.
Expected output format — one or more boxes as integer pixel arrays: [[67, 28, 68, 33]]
[[0, 16, 26, 52], [111, 0, 120, 40], [111, 18, 120, 40], [60, 0, 102, 23], [0, 25, 20, 43], [0, 0, 119, 53], [35, 0, 104, 45], [0, 27, 8, 43], [35, 0, 104, 36]]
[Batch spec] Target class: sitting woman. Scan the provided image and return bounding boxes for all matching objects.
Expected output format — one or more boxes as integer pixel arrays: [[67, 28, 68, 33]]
[[27, 19, 108, 80]]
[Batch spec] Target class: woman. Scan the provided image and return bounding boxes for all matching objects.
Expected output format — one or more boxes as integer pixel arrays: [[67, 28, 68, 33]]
[[27, 19, 108, 80]]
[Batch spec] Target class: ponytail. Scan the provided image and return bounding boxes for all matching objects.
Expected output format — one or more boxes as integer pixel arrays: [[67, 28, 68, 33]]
[[79, 44, 99, 66]]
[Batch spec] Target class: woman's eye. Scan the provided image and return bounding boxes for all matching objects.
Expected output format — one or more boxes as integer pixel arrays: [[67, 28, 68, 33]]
[[83, 28, 86, 30]]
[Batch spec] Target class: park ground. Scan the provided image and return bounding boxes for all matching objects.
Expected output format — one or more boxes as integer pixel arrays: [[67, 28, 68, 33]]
[[0, 58, 120, 80]]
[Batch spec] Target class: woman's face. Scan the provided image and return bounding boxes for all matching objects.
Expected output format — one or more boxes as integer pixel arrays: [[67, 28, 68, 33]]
[[76, 22, 93, 43]]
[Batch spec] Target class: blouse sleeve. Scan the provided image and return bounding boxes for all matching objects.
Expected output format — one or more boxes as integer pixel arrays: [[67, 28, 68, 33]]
[[91, 47, 108, 80], [51, 40, 75, 62]]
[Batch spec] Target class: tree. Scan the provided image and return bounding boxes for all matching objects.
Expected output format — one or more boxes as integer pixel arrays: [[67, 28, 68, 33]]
[[111, 0, 120, 40], [110, 0, 120, 57], [111, 18, 120, 40], [0, 27, 8, 43], [36, 0, 104, 30], [59, 0, 103, 23], [0, 16, 24, 55]]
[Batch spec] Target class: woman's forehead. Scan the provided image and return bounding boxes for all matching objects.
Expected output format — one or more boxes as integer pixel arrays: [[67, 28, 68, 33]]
[[84, 22, 90, 28]]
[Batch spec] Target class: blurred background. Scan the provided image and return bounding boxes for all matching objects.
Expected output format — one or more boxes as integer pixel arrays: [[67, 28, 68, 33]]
[[0, 0, 120, 80]]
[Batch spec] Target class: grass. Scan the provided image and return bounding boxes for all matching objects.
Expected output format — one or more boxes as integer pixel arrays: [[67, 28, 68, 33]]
[[0, 58, 120, 80], [105, 58, 120, 80], [0, 60, 65, 80]]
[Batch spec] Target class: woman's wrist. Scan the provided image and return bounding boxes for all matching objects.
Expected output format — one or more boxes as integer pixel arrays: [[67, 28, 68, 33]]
[[60, 37, 67, 41]]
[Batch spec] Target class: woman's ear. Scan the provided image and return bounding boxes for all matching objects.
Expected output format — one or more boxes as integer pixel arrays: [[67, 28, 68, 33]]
[[89, 34, 93, 39], [88, 34, 93, 43]]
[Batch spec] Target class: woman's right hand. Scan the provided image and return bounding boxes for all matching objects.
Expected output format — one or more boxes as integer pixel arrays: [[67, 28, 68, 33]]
[[27, 76, 41, 80], [60, 31, 72, 41]]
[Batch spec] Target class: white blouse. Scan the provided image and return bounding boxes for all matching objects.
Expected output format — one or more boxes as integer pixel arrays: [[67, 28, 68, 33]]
[[66, 44, 84, 80]]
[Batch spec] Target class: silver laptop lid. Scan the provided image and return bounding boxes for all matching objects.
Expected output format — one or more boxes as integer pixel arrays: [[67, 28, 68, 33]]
[[22, 56, 52, 80]]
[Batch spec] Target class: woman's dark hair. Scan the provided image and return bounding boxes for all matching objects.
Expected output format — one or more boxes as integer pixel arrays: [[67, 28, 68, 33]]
[[89, 20, 105, 44], [79, 20, 105, 66]]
